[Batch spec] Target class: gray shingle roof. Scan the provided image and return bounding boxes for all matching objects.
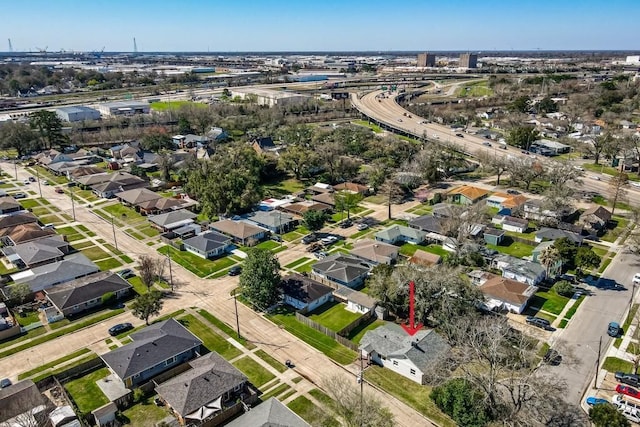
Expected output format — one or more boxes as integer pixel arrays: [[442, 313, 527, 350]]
[[535, 227, 583, 244], [0, 380, 46, 423], [155, 352, 246, 417], [11, 253, 99, 292], [312, 254, 370, 284], [45, 271, 131, 311], [101, 318, 202, 381], [0, 197, 21, 212], [0, 212, 37, 229], [3, 235, 68, 266], [225, 397, 310, 427], [183, 231, 230, 253], [281, 274, 334, 304], [359, 323, 450, 373], [246, 211, 295, 228], [148, 209, 197, 228], [350, 239, 398, 264], [408, 215, 445, 234], [375, 224, 427, 242]]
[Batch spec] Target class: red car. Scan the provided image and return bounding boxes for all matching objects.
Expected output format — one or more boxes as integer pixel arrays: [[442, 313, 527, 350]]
[[616, 384, 640, 400]]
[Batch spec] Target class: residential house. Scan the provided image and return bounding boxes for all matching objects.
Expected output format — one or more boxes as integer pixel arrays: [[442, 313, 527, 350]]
[[148, 210, 198, 232], [306, 182, 333, 195], [534, 227, 584, 245], [0, 380, 51, 427], [0, 302, 20, 340], [333, 182, 370, 196], [281, 274, 334, 312], [0, 211, 38, 229], [155, 352, 257, 427], [312, 254, 370, 288], [115, 188, 162, 209], [79, 172, 148, 199], [10, 253, 99, 292], [445, 185, 489, 205], [523, 199, 576, 224], [483, 228, 505, 245], [101, 318, 202, 388], [206, 126, 229, 142], [375, 225, 426, 245], [332, 286, 377, 314], [139, 196, 185, 215], [252, 136, 280, 155], [350, 239, 399, 265], [2, 235, 69, 268], [183, 231, 232, 259], [431, 203, 456, 219], [69, 165, 105, 179], [485, 192, 528, 210], [492, 215, 528, 233], [45, 271, 132, 318], [0, 196, 22, 214], [474, 273, 538, 314], [279, 201, 332, 216], [210, 220, 265, 246], [408, 250, 442, 267], [0, 223, 57, 246], [359, 323, 450, 385], [225, 397, 310, 427], [246, 211, 297, 234], [579, 206, 612, 234], [492, 255, 546, 286], [532, 241, 563, 277], [310, 192, 335, 208], [172, 134, 210, 149]]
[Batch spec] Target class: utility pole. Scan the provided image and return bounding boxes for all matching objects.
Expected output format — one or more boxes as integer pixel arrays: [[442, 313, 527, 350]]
[[594, 336, 603, 389], [13, 160, 17, 180], [233, 292, 241, 340], [35, 167, 42, 198], [359, 354, 364, 426], [166, 252, 173, 291], [70, 186, 76, 221], [111, 215, 118, 250]]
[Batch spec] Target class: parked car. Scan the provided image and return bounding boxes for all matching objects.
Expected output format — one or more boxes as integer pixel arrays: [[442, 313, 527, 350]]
[[455, 133, 464, 138], [543, 348, 562, 365], [340, 219, 353, 229], [117, 269, 135, 279], [506, 189, 520, 195], [0, 378, 11, 389], [585, 396, 608, 406], [633, 273, 640, 285], [228, 266, 242, 276], [22, 179, 30, 185], [108, 322, 133, 336], [43, 180, 50, 185], [270, 234, 283, 242], [356, 223, 369, 231], [28, 176, 36, 182], [617, 384, 640, 400], [616, 372, 640, 388], [482, 142, 492, 147], [621, 409, 640, 424], [525, 316, 551, 330], [12, 192, 26, 199], [608, 321, 622, 337], [612, 393, 640, 410], [55, 187, 64, 194], [314, 251, 328, 260], [301, 234, 317, 244], [320, 236, 339, 245]]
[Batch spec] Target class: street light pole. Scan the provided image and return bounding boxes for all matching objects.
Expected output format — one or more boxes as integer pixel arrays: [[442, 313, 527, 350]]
[[111, 215, 118, 251], [35, 167, 42, 198], [233, 292, 241, 340], [70, 186, 76, 221]]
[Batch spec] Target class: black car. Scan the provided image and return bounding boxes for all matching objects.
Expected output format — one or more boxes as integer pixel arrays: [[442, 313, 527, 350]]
[[455, 133, 464, 138], [270, 234, 283, 242], [117, 268, 135, 279], [616, 372, 640, 388], [228, 266, 242, 276], [301, 234, 317, 244], [340, 220, 353, 229], [543, 349, 562, 365], [0, 378, 11, 388], [108, 322, 133, 336], [526, 316, 551, 330]]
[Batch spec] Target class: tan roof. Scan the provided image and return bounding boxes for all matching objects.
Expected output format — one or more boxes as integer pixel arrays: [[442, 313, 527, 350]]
[[490, 192, 528, 209], [211, 219, 264, 239], [280, 202, 331, 215], [581, 205, 612, 221], [447, 185, 489, 201], [115, 188, 162, 206], [333, 182, 369, 193], [351, 239, 398, 264], [311, 192, 335, 206], [408, 249, 442, 266], [0, 223, 56, 244], [478, 276, 536, 306], [138, 197, 184, 211]]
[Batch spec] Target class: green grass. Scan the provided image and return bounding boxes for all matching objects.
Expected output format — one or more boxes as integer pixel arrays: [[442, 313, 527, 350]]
[[603, 356, 634, 373], [64, 367, 110, 413], [260, 383, 291, 401], [178, 314, 241, 360], [96, 258, 123, 270], [529, 290, 570, 315], [120, 395, 169, 427], [150, 100, 207, 111], [615, 304, 639, 348], [282, 230, 303, 242], [72, 240, 94, 249], [399, 243, 449, 258], [564, 295, 586, 320], [308, 301, 363, 332], [32, 354, 99, 383], [18, 348, 92, 380], [352, 119, 383, 133], [255, 349, 287, 373], [268, 306, 356, 364], [128, 276, 148, 295], [486, 238, 535, 258], [598, 258, 613, 274], [81, 246, 111, 261], [102, 203, 146, 223], [308, 388, 333, 407], [196, 309, 255, 349], [287, 396, 328, 425], [232, 356, 276, 388], [347, 319, 385, 344], [263, 178, 306, 197], [454, 80, 493, 98], [558, 319, 568, 328], [365, 365, 455, 427], [537, 342, 551, 358], [158, 245, 235, 278], [19, 199, 41, 209], [256, 240, 281, 251], [284, 257, 311, 269], [581, 163, 640, 181]]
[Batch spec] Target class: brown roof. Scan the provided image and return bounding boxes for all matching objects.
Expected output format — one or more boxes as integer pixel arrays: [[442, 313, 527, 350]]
[[70, 166, 106, 178], [408, 249, 442, 266], [115, 188, 162, 206], [478, 276, 536, 306], [138, 197, 184, 211], [211, 219, 264, 239], [351, 239, 398, 264], [581, 205, 612, 222], [333, 182, 369, 194], [0, 223, 56, 244], [0, 212, 38, 230], [279, 202, 331, 215], [311, 192, 335, 206], [447, 185, 489, 201], [490, 192, 528, 209]]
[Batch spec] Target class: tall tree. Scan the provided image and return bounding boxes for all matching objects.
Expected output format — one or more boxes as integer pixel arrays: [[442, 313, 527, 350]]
[[303, 209, 328, 232], [141, 127, 172, 151], [575, 246, 601, 275], [0, 122, 37, 157], [239, 248, 281, 310], [589, 403, 630, 427], [609, 172, 629, 215], [334, 191, 363, 220], [29, 110, 66, 149], [506, 126, 539, 150], [131, 290, 164, 325], [138, 255, 163, 289], [538, 246, 560, 277], [277, 145, 318, 180]]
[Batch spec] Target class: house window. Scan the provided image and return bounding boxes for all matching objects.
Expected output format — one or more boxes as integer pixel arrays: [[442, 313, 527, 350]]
[[234, 383, 242, 392], [133, 373, 140, 378], [165, 356, 177, 366], [410, 369, 416, 375], [393, 360, 398, 366]]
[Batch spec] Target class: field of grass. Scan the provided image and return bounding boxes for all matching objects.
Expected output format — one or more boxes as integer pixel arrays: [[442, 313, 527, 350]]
[[255, 349, 287, 373], [308, 301, 362, 332], [150, 100, 207, 111], [81, 246, 111, 261], [399, 243, 449, 258], [486, 237, 535, 258], [287, 396, 326, 425], [603, 356, 633, 373], [178, 314, 241, 360], [158, 246, 235, 277], [260, 383, 291, 401], [352, 119, 383, 133], [96, 258, 123, 270], [263, 178, 306, 197], [455, 81, 493, 98], [284, 257, 311, 269], [365, 365, 455, 427], [256, 240, 281, 251], [347, 319, 385, 344], [232, 356, 276, 388], [18, 348, 92, 380], [119, 395, 169, 427], [64, 367, 110, 414], [196, 309, 254, 349]]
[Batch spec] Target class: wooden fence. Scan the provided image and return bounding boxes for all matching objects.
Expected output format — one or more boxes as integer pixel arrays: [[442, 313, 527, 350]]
[[295, 312, 360, 352]]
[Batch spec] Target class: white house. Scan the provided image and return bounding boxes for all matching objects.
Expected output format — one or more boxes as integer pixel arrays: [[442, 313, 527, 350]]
[[475, 274, 538, 314], [280, 274, 334, 313], [492, 255, 546, 286]]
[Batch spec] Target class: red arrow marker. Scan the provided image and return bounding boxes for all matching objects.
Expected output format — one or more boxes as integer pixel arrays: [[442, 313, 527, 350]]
[[402, 280, 422, 336]]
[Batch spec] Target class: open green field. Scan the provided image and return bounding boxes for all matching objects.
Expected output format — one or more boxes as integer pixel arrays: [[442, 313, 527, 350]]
[[455, 80, 493, 98], [487, 237, 535, 258], [178, 314, 241, 360], [308, 301, 362, 332], [158, 245, 236, 277], [150, 100, 208, 111], [232, 356, 276, 388]]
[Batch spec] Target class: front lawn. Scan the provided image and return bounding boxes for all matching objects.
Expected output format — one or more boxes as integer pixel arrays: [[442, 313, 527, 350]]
[[287, 396, 326, 425], [528, 290, 570, 315], [64, 367, 110, 414], [602, 356, 634, 373], [81, 246, 111, 261], [399, 243, 449, 258], [486, 237, 535, 258], [96, 258, 123, 270], [232, 356, 276, 388], [178, 314, 241, 360], [158, 245, 236, 278], [364, 365, 455, 427], [128, 276, 148, 295], [284, 257, 311, 269], [256, 240, 281, 251], [308, 301, 362, 332], [255, 349, 287, 373]]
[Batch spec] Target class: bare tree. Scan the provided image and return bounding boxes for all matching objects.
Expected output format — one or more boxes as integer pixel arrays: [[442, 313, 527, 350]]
[[609, 172, 629, 216], [138, 255, 163, 289], [478, 151, 510, 185]]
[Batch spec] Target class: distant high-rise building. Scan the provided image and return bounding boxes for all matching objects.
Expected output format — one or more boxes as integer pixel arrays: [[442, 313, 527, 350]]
[[417, 52, 436, 67], [459, 53, 478, 69]]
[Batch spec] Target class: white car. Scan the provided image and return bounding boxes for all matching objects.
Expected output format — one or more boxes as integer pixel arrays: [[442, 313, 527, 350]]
[[320, 236, 338, 245], [633, 273, 640, 285]]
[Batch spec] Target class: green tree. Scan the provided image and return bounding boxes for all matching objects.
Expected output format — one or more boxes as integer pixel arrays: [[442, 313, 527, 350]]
[[101, 292, 116, 306], [177, 117, 192, 134], [538, 246, 561, 277], [30, 110, 67, 149], [431, 378, 491, 427], [0, 122, 37, 157], [277, 145, 318, 180], [141, 127, 172, 151], [553, 238, 578, 267], [589, 403, 630, 427], [333, 191, 363, 220], [129, 164, 147, 178], [506, 126, 539, 150], [7, 283, 32, 307], [510, 96, 530, 113], [239, 248, 281, 310], [303, 209, 328, 232], [131, 290, 164, 325], [575, 246, 601, 274], [553, 280, 574, 297], [537, 97, 558, 114]]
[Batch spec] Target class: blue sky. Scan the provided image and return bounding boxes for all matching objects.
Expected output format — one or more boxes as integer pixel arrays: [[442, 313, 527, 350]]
[[2, 0, 639, 52]]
